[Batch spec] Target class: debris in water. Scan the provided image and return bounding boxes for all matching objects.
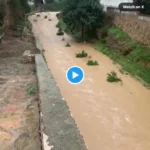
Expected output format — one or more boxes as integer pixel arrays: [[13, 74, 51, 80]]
[[65, 42, 71, 47], [62, 36, 65, 41]]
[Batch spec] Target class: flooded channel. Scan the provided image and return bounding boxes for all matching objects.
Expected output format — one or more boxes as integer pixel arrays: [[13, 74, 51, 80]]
[[30, 12, 150, 150]]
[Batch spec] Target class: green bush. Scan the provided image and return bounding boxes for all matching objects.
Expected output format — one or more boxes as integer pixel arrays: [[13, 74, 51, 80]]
[[101, 38, 106, 44], [11, 0, 31, 25], [87, 60, 99, 66], [57, 28, 64, 36], [100, 28, 108, 39], [56, 22, 60, 28], [76, 50, 88, 58], [56, 12, 62, 19], [26, 85, 36, 95], [107, 71, 122, 82]]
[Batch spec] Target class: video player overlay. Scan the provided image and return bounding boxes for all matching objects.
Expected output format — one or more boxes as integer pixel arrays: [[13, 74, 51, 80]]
[[119, 0, 146, 11]]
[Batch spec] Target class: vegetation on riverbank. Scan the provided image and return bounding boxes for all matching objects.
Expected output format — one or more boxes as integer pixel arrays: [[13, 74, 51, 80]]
[[87, 60, 99, 66], [94, 26, 150, 87], [76, 51, 88, 58], [107, 71, 122, 83], [53, 0, 150, 86], [60, 0, 104, 41]]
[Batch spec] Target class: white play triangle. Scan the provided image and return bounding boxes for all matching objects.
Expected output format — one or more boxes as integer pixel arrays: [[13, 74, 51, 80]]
[[72, 72, 78, 79]]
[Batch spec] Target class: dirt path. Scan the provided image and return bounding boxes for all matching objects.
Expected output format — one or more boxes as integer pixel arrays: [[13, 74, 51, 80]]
[[30, 12, 150, 150]]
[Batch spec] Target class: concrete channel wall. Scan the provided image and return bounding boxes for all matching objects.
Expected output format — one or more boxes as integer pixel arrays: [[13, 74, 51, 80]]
[[35, 54, 87, 150]]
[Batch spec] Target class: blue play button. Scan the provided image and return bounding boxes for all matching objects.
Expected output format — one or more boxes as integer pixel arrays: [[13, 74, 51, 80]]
[[66, 66, 84, 84]]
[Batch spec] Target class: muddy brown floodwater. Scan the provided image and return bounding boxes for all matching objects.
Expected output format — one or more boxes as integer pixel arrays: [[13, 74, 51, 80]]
[[30, 12, 150, 150]]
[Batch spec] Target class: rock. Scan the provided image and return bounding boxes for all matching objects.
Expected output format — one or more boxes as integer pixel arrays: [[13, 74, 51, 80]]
[[23, 50, 35, 64]]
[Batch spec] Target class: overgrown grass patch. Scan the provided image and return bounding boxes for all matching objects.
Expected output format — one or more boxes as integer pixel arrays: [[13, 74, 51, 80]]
[[76, 50, 88, 58], [94, 27, 150, 87], [109, 27, 130, 41], [107, 71, 122, 82], [87, 60, 99, 66]]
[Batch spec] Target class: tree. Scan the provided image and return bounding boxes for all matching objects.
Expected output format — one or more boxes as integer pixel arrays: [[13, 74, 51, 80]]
[[45, 0, 55, 3], [62, 0, 104, 40], [9, 0, 31, 25], [0, 0, 5, 26]]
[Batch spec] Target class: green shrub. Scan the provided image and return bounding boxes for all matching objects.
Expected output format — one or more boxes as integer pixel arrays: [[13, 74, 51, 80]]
[[56, 22, 60, 28], [76, 50, 88, 58], [26, 85, 36, 95], [107, 71, 122, 82], [56, 13, 62, 18], [57, 28, 64, 36], [101, 38, 106, 44], [87, 60, 99, 66], [100, 28, 108, 39]]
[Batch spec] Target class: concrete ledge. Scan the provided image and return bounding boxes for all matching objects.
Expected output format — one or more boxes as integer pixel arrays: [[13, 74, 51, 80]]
[[35, 54, 87, 150]]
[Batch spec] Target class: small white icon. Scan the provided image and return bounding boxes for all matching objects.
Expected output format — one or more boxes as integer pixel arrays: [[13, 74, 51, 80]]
[[72, 72, 78, 79]]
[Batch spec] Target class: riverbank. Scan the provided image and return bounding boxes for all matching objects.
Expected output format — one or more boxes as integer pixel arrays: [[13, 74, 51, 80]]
[[95, 27, 150, 87]]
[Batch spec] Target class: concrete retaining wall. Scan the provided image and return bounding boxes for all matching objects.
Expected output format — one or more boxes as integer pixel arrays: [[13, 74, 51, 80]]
[[35, 54, 87, 150]]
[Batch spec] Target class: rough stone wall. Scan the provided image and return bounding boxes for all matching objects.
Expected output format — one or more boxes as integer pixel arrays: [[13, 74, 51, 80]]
[[111, 13, 150, 47]]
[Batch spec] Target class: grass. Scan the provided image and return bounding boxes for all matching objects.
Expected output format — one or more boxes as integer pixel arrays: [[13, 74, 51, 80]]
[[76, 50, 88, 58], [107, 71, 122, 82], [108, 27, 130, 41], [94, 27, 150, 87], [87, 60, 99, 66], [26, 85, 36, 95]]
